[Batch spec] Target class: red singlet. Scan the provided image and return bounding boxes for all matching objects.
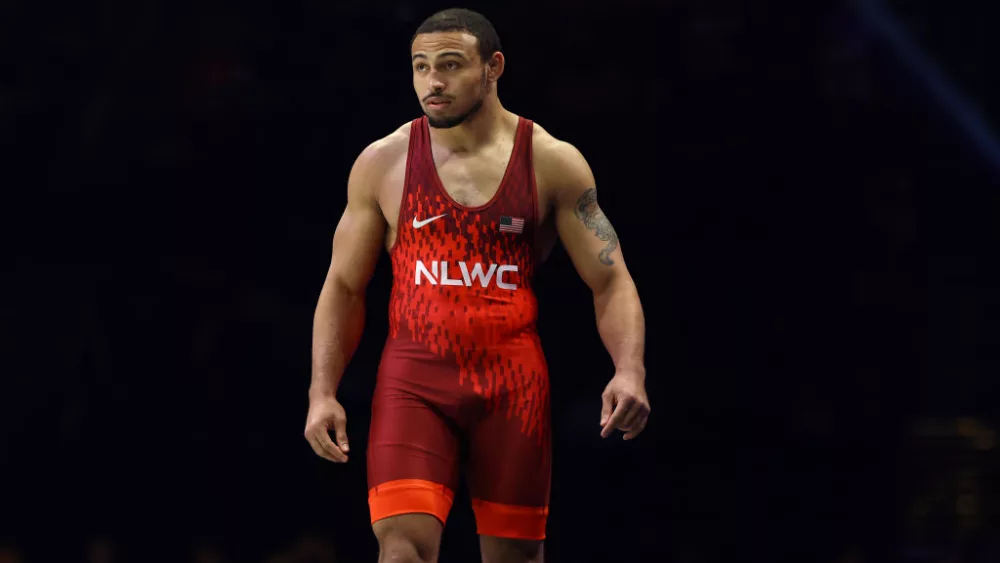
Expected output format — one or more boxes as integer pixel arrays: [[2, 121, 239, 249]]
[[366, 115, 551, 540]]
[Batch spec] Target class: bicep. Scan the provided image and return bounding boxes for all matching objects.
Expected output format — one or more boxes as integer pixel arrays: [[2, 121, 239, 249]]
[[328, 200, 384, 293], [326, 151, 388, 294], [555, 186, 626, 293], [544, 142, 628, 293]]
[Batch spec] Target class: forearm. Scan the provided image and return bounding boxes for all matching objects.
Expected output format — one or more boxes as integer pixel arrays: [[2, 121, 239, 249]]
[[593, 275, 646, 378], [309, 281, 366, 400]]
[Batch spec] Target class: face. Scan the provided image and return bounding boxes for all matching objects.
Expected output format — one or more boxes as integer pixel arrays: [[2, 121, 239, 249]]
[[411, 31, 496, 129]]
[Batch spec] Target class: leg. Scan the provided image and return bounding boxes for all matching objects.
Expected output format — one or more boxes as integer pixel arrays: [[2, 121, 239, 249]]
[[467, 384, 552, 563], [479, 536, 544, 563], [367, 378, 461, 561], [373, 513, 443, 563]]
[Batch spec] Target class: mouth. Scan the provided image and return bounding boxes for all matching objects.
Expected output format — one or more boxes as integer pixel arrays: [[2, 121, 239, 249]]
[[425, 98, 451, 109]]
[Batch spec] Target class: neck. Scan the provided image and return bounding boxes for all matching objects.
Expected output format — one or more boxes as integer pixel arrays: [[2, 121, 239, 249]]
[[429, 95, 511, 152]]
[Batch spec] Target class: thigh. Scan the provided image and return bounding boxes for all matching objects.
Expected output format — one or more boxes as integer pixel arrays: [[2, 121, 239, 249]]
[[367, 381, 461, 527], [466, 397, 552, 541]]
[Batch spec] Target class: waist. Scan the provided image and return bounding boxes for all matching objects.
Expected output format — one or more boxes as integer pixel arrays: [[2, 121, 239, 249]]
[[377, 334, 549, 407], [380, 330, 546, 378], [388, 297, 538, 345], [390, 280, 538, 338]]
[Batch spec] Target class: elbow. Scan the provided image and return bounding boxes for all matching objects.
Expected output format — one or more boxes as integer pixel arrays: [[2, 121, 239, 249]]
[[591, 270, 640, 313], [592, 268, 636, 299], [333, 276, 366, 299], [319, 273, 366, 308]]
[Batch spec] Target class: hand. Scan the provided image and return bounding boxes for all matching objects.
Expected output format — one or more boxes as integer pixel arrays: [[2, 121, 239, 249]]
[[600, 371, 650, 440], [304, 395, 350, 463]]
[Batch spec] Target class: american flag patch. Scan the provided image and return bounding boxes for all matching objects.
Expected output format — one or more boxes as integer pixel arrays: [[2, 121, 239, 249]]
[[499, 215, 524, 234]]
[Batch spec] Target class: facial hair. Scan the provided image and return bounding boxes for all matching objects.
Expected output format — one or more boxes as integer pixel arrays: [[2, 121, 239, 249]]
[[425, 69, 488, 129]]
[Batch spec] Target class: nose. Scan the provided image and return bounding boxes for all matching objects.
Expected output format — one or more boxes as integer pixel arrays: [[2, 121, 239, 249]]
[[428, 71, 446, 92]]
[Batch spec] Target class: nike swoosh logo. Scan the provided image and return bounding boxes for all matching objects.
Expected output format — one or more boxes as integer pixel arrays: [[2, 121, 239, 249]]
[[412, 214, 447, 229]]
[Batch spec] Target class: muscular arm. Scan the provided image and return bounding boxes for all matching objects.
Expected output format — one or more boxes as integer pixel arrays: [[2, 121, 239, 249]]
[[309, 144, 387, 400], [546, 142, 646, 378]]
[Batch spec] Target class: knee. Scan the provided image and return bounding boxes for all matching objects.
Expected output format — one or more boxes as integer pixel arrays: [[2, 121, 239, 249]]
[[374, 518, 440, 563], [507, 539, 543, 560], [520, 541, 544, 561], [481, 538, 544, 563], [379, 538, 427, 563], [508, 540, 543, 563]]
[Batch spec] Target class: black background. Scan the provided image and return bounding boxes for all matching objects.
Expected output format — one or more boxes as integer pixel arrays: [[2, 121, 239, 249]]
[[3, 0, 1000, 561]]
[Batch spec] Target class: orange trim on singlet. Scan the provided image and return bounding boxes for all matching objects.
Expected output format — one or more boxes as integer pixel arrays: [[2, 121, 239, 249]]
[[471, 498, 549, 540], [368, 479, 455, 526]]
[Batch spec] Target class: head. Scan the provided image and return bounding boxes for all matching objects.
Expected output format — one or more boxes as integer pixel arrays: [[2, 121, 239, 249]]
[[410, 8, 504, 129]]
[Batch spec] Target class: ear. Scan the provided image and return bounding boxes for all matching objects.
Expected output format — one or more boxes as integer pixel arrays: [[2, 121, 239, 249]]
[[486, 52, 505, 82]]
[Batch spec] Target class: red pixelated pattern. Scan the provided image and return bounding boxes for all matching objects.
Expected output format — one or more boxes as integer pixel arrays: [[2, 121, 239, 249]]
[[386, 116, 549, 442]]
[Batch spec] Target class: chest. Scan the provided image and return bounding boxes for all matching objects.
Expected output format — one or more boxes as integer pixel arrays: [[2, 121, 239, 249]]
[[379, 132, 557, 253], [432, 141, 513, 208]]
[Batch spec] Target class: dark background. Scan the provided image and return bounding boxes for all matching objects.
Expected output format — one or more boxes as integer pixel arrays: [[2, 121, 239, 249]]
[[3, 0, 1000, 561]]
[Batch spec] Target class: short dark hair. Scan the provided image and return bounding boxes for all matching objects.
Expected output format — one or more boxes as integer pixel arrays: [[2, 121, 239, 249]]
[[411, 8, 502, 62]]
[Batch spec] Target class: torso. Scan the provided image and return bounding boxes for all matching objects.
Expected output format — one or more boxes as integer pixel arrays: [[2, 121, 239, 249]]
[[371, 113, 553, 434]]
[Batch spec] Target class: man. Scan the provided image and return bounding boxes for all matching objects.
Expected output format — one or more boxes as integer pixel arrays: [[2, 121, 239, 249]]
[[304, 8, 649, 563]]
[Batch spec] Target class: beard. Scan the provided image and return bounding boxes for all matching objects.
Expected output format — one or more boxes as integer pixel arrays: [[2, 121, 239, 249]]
[[425, 96, 484, 129], [424, 69, 489, 129]]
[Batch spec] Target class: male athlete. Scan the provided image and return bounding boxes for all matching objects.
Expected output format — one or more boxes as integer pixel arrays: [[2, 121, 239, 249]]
[[305, 8, 649, 563]]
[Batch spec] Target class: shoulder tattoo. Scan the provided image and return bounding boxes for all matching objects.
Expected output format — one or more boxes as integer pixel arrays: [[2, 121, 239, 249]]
[[573, 188, 618, 266]]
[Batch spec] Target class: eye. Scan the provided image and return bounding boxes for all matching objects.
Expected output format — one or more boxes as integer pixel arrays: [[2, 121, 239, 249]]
[[415, 63, 428, 72], [444, 61, 460, 70]]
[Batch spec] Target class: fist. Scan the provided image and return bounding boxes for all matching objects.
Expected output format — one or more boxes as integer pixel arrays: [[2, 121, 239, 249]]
[[600, 371, 650, 440], [304, 396, 350, 463]]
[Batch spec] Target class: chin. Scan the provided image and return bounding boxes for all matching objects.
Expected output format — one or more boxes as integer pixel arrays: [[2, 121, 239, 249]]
[[425, 98, 484, 130], [427, 115, 462, 129], [425, 110, 464, 129]]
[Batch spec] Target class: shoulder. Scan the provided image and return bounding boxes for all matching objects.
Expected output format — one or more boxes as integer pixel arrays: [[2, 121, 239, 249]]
[[529, 121, 596, 204], [348, 122, 413, 198], [354, 122, 412, 175]]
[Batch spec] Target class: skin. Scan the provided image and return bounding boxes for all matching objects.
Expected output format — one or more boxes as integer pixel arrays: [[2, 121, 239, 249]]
[[304, 30, 649, 563]]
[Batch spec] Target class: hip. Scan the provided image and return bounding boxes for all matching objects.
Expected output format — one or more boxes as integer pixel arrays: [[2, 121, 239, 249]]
[[376, 333, 550, 404]]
